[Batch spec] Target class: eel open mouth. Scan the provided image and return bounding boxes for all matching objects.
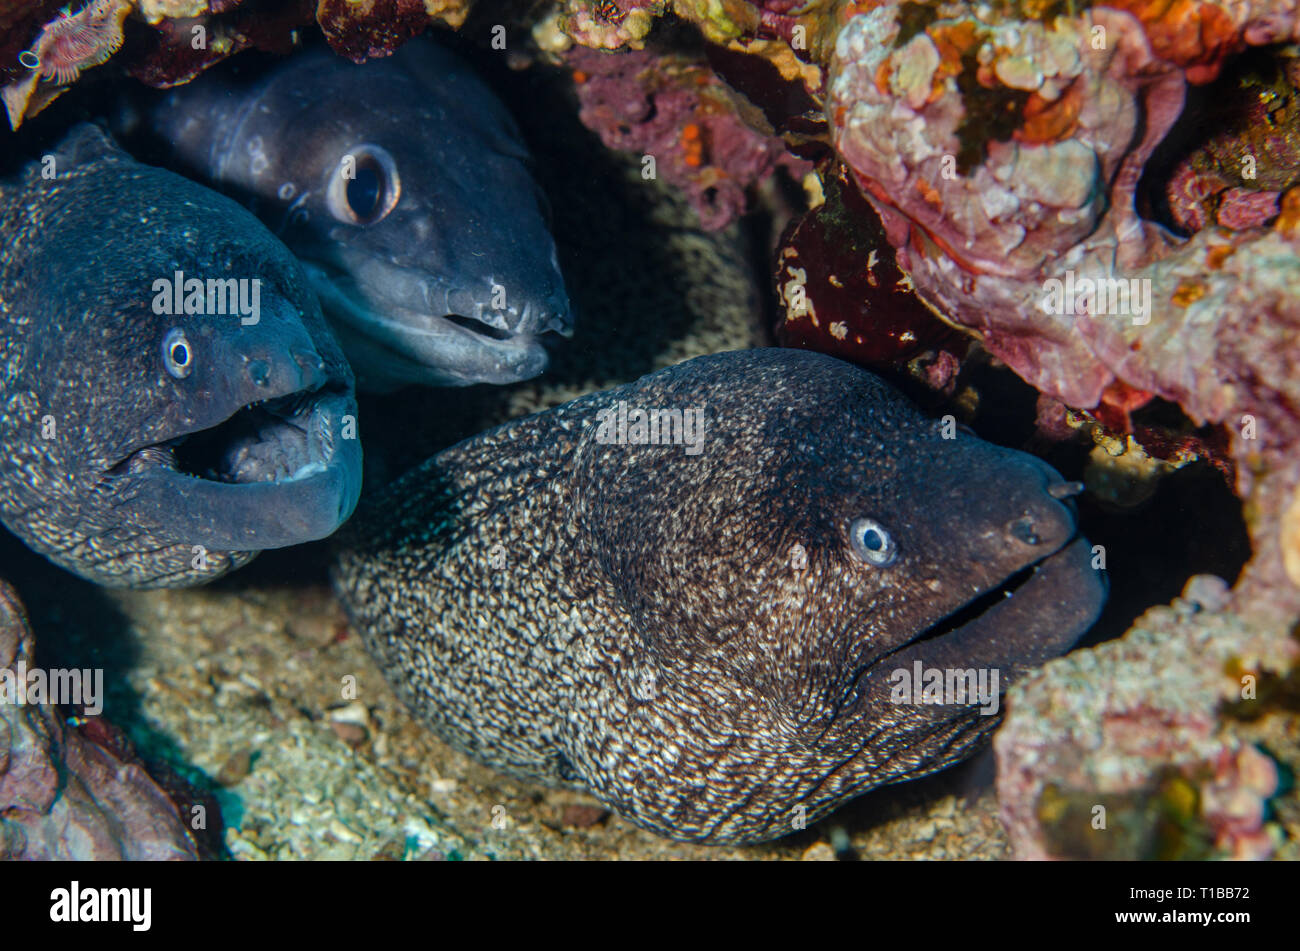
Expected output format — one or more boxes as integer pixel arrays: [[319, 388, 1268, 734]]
[[109, 382, 363, 553], [113, 384, 344, 485], [302, 261, 573, 388], [901, 562, 1039, 651], [876, 536, 1106, 684], [175, 387, 340, 485]]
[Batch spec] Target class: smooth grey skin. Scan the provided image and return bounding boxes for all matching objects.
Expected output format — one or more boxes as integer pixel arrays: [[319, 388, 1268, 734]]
[[332, 349, 1107, 844], [128, 36, 573, 392], [0, 124, 362, 588]]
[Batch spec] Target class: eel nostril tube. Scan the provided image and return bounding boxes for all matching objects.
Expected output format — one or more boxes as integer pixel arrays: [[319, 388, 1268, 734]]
[[1047, 480, 1085, 500]]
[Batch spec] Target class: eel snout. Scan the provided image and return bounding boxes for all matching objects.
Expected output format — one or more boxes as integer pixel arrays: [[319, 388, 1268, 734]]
[[303, 260, 572, 390], [878, 453, 1104, 685], [830, 453, 1105, 753]]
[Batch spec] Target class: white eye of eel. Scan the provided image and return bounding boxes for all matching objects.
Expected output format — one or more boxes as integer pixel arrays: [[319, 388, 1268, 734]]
[[849, 517, 897, 567], [327, 144, 401, 226], [163, 327, 193, 379]]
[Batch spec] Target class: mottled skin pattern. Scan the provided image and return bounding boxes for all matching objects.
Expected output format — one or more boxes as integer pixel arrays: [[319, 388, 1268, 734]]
[[334, 349, 1106, 844], [0, 125, 360, 587]]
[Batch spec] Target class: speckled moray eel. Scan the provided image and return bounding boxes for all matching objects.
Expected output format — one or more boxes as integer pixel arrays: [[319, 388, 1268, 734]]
[[0, 124, 361, 588], [332, 348, 1106, 844], [126, 36, 572, 392]]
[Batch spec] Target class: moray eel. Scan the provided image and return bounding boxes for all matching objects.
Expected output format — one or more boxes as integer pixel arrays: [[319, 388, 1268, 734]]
[[125, 37, 572, 392], [0, 124, 361, 588], [332, 348, 1106, 844]]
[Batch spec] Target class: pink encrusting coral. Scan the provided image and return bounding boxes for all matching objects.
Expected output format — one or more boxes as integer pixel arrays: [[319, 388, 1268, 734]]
[[826, 1, 1300, 402], [994, 576, 1292, 860], [569, 44, 810, 230], [828, 4, 1186, 409]]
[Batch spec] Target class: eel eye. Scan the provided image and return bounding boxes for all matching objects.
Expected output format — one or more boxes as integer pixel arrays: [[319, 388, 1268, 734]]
[[849, 517, 897, 566], [163, 328, 193, 379], [327, 144, 401, 226]]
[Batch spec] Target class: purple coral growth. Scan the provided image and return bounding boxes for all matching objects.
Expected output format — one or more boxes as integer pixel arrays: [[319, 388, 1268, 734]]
[[570, 45, 808, 230]]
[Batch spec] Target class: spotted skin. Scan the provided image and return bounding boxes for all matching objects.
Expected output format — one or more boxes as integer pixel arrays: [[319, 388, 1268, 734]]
[[333, 348, 1105, 844], [0, 125, 361, 588]]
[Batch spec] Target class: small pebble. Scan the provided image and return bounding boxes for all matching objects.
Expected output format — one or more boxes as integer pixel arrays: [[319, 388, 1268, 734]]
[[561, 804, 610, 828], [801, 842, 836, 861], [330, 721, 369, 747], [216, 749, 253, 786]]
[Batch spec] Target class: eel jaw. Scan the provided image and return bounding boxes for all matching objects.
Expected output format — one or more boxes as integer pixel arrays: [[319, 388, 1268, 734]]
[[107, 383, 362, 552], [856, 536, 1106, 711], [799, 536, 1103, 779], [302, 261, 572, 390]]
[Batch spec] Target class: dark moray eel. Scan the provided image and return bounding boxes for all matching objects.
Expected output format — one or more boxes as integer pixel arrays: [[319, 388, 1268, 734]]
[[332, 348, 1106, 844], [121, 36, 572, 393], [0, 124, 361, 588]]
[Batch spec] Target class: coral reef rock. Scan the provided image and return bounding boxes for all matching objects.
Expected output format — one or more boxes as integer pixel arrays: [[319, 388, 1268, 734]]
[[568, 44, 809, 230], [996, 575, 1296, 860], [0, 580, 198, 860]]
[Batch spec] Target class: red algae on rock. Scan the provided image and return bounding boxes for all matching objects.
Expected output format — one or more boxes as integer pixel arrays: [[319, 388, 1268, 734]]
[[125, 0, 316, 88], [316, 0, 468, 63], [775, 159, 967, 385]]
